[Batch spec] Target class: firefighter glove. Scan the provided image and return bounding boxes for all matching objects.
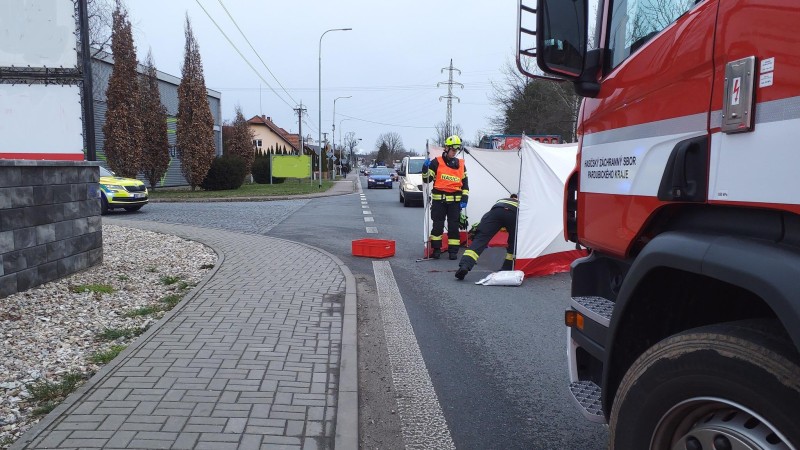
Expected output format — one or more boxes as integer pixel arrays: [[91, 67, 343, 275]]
[[459, 212, 469, 230], [468, 222, 479, 240], [459, 201, 467, 210]]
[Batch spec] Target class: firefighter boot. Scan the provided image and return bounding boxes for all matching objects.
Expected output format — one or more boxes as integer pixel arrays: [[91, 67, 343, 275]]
[[455, 266, 469, 280], [449, 252, 458, 260], [432, 248, 441, 259]]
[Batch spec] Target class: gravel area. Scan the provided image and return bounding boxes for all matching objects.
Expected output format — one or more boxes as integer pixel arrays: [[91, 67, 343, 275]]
[[0, 224, 216, 449]]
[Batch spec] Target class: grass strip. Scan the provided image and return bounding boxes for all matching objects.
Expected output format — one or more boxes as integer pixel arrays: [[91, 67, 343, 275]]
[[89, 345, 128, 364]]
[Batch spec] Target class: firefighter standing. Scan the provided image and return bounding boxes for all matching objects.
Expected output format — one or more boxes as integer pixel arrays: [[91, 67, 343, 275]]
[[423, 135, 470, 260], [455, 194, 518, 280]]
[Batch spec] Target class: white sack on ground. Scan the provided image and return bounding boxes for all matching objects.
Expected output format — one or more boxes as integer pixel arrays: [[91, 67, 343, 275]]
[[474, 270, 525, 286]]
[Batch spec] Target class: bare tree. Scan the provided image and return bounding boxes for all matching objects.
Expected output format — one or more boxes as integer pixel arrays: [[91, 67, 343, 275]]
[[176, 15, 216, 191], [103, 1, 142, 178], [344, 131, 361, 162], [432, 121, 463, 147], [490, 60, 579, 142], [88, 0, 114, 56], [138, 49, 169, 188], [374, 132, 405, 163]]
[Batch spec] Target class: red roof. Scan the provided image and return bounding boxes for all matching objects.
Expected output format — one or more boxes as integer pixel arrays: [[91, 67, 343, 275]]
[[247, 115, 300, 152]]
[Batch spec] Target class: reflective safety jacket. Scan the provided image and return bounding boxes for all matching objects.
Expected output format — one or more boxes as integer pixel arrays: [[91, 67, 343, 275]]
[[493, 197, 519, 211], [423, 156, 469, 203]]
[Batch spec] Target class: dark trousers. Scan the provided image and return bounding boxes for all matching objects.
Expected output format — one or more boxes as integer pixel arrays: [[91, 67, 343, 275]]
[[430, 200, 462, 254], [459, 207, 516, 271]]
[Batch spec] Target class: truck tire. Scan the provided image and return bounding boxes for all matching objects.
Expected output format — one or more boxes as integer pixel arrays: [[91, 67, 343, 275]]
[[609, 320, 800, 450]]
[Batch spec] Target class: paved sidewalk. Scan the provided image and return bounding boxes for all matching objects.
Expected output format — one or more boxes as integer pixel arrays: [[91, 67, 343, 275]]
[[12, 220, 358, 449]]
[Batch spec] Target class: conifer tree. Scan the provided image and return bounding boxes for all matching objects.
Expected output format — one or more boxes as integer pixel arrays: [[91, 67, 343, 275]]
[[103, 2, 142, 177], [226, 105, 255, 176], [176, 15, 215, 190], [138, 49, 170, 189]]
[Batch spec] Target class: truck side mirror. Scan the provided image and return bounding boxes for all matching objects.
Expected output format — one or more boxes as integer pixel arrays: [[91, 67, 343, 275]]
[[536, 0, 588, 79]]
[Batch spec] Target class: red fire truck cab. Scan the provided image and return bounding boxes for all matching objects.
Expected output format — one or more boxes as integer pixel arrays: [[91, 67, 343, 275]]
[[518, 0, 800, 448]]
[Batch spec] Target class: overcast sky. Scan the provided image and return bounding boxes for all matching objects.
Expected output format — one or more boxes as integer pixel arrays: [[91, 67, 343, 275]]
[[124, 1, 517, 155]]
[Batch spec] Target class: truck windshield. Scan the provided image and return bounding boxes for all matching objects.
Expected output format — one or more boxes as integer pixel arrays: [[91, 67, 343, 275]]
[[608, 0, 697, 69]]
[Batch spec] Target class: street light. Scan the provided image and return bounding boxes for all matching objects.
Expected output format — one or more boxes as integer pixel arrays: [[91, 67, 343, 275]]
[[333, 96, 351, 177], [319, 27, 352, 187]]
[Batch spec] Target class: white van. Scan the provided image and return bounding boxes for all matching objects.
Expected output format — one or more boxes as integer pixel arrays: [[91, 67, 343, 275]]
[[398, 156, 426, 207]]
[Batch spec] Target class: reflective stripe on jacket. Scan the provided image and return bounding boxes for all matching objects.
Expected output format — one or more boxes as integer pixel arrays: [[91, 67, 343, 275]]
[[494, 198, 519, 210]]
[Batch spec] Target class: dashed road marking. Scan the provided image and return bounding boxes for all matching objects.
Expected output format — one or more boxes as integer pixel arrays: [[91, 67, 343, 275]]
[[364, 217, 374, 222], [366, 227, 378, 234], [372, 261, 455, 449]]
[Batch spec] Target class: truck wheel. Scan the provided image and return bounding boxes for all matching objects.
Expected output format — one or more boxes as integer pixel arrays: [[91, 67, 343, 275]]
[[609, 320, 800, 450]]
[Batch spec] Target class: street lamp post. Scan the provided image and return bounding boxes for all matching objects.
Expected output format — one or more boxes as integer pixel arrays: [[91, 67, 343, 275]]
[[319, 27, 351, 187], [333, 96, 351, 177]]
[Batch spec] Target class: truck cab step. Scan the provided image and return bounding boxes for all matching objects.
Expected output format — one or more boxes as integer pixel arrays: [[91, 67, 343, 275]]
[[568, 380, 605, 423], [572, 296, 614, 327]]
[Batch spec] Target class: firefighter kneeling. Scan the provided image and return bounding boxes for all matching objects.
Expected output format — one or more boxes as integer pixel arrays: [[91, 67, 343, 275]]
[[455, 194, 518, 280]]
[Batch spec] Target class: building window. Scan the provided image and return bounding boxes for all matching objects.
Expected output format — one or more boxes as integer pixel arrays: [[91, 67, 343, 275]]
[[253, 139, 262, 149]]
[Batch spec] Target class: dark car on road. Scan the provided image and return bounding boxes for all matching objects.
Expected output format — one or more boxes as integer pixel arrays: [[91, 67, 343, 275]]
[[367, 167, 393, 189]]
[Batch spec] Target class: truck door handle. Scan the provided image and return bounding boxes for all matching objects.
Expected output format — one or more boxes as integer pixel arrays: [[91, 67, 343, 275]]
[[671, 141, 690, 198], [657, 136, 708, 202]]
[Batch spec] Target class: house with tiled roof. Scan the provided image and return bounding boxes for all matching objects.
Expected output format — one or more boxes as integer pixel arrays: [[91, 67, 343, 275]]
[[247, 115, 303, 154]]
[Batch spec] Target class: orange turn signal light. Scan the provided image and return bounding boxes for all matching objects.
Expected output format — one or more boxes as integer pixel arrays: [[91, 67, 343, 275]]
[[565, 310, 585, 330]]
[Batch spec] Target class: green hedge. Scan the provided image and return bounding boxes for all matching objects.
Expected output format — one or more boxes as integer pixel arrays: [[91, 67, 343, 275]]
[[252, 153, 285, 184], [201, 155, 246, 191]]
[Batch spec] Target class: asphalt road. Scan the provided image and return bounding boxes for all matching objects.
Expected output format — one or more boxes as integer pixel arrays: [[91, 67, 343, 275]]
[[111, 180, 608, 449]]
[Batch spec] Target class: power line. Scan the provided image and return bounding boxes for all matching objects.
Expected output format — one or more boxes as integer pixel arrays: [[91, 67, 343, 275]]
[[212, 83, 494, 93], [338, 113, 435, 129], [214, 0, 298, 105], [193, 0, 295, 110]]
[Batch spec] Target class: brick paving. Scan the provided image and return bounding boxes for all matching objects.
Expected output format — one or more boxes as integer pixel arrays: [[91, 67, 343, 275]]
[[12, 191, 358, 450]]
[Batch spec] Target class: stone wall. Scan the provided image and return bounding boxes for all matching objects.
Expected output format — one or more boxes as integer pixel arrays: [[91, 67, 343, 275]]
[[0, 161, 102, 298]]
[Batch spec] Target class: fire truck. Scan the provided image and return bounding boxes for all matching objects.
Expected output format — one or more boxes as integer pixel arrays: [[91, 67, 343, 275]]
[[517, 0, 800, 448]]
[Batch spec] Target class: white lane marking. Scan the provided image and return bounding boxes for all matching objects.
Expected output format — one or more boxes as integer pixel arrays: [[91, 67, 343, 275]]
[[372, 261, 455, 449], [363, 210, 372, 215], [364, 217, 374, 222], [366, 227, 378, 234]]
